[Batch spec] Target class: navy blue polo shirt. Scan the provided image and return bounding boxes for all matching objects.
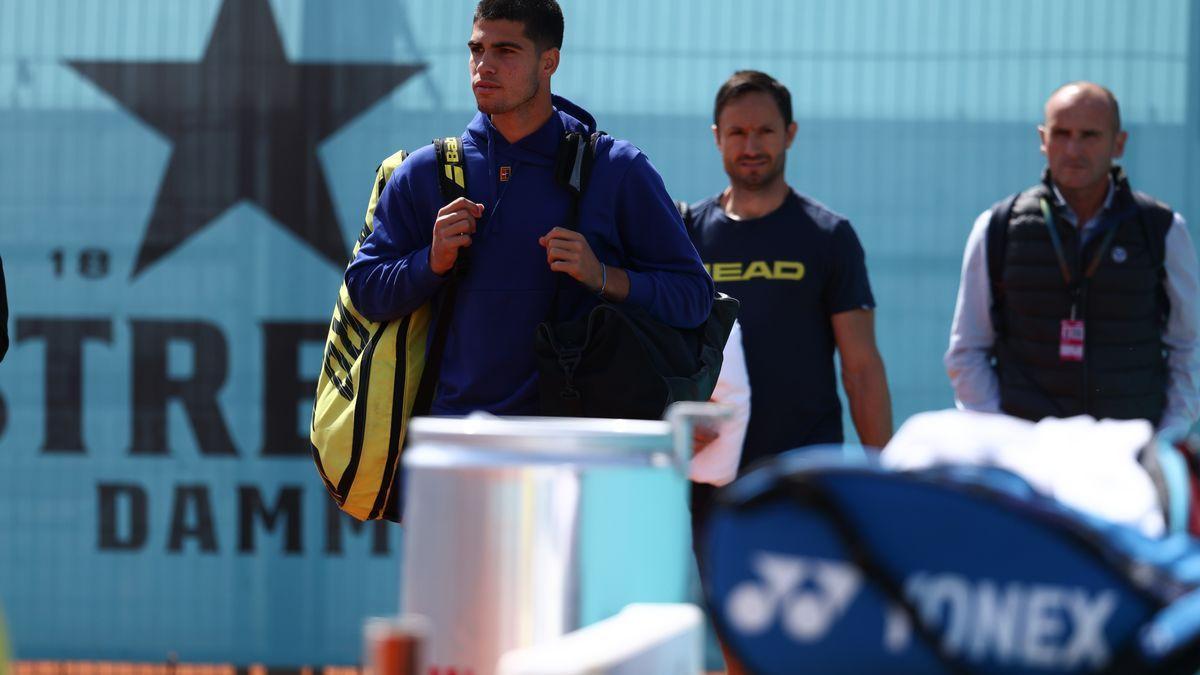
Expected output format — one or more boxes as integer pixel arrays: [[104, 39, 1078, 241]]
[[688, 189, 875, 469]]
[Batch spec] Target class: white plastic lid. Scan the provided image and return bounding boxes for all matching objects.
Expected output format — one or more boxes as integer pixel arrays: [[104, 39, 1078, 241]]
[[406, 413, 678, 467]]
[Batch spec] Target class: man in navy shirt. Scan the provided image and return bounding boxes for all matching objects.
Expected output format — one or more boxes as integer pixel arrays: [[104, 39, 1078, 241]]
[[689, 70, 893, 469], [345, 0, 712, 415]]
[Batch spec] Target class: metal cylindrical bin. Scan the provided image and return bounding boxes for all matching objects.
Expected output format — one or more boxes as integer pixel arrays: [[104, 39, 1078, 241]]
[[400, 414, 692, 675]]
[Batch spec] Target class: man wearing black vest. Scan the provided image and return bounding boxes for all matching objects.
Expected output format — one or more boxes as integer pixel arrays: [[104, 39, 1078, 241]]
[[946, 82, 1200, 438]]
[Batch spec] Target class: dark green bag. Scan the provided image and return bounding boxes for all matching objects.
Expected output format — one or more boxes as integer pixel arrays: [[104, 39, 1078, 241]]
[[534, 131, 738, 419], [535, 293, 738, 419]]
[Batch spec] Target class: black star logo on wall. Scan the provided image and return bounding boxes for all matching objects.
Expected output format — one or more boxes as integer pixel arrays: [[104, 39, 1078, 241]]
[[67, 0, 424, 277]]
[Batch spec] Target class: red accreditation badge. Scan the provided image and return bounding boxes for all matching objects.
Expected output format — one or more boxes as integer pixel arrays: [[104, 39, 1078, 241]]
[[499, 165, 511, 182], [1060, 319, 1085, 362]]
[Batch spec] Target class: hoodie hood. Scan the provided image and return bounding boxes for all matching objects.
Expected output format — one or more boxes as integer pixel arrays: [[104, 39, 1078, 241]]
[[551, 94, 597, 132], [465, 94, 597, 167]]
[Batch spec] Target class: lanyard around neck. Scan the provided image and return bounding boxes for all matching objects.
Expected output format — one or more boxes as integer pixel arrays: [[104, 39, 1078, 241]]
[[1038, 197, 1122, 287]]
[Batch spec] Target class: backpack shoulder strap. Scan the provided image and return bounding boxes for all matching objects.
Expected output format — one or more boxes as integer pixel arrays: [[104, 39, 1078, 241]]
[[431, 136, 470, 275], [546, 130, 606, 322], [413, 137, 471, 417], [433, 136, 468, 203], [554, 130, 606, 227]]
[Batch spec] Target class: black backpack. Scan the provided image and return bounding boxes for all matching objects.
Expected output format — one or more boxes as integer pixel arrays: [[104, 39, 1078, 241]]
[[534, 132, 739, 419]]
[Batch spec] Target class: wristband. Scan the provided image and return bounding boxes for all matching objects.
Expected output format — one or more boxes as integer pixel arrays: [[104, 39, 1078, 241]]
[[596, 264, 608, 297]]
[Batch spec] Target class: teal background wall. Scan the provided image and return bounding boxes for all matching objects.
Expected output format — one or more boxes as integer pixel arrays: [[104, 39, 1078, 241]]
[[0, 0, 1197, 666]]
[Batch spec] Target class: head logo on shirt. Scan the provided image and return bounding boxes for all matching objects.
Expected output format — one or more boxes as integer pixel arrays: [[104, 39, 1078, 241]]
[[705, 260, 806, 283]]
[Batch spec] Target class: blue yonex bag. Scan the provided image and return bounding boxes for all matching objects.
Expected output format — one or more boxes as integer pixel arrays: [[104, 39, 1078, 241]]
[[703, 451, 1200, 674]]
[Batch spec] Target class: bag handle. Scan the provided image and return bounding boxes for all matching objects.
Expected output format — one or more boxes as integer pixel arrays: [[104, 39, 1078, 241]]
[[546, 131, 604, 324]]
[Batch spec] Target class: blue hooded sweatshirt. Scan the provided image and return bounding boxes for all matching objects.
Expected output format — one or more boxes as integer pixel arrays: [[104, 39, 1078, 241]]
[[345, 96, 714, 415]]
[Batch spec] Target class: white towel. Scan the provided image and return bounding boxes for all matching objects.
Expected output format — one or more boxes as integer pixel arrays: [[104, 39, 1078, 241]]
[[882, 410, 1163, 537]]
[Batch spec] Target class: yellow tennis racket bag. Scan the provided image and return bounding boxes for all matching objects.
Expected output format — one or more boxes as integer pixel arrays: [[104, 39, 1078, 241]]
[[312, 138, 467, 522]]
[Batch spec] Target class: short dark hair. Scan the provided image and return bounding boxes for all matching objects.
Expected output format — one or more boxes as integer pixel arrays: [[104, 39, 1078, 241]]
[[714, 70, 794, 127], [474, 0, 564, 51]]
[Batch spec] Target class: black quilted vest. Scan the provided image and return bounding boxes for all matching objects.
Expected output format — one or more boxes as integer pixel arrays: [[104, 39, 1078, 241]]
[[990, 169, 1172, 424]]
